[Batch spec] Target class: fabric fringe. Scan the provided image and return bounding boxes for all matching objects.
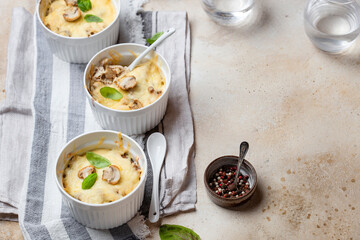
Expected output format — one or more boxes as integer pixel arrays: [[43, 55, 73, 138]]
[[127, 213, 151, 240]]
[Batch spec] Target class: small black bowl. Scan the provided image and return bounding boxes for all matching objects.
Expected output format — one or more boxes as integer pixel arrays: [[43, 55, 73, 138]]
[[204, 155, 258, 208]]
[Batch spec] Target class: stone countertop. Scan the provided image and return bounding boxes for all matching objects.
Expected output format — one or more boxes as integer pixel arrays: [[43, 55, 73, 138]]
[[1, 0, 360, 239]]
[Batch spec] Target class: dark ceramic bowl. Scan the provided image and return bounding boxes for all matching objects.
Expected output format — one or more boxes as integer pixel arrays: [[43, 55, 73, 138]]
[[204, 155, 258, 208]]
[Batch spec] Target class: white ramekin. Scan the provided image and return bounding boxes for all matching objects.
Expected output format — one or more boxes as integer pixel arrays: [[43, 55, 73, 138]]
[[84, 43, 171, 135], [37, 0, 121, 63], [55, 131, 147, 229]]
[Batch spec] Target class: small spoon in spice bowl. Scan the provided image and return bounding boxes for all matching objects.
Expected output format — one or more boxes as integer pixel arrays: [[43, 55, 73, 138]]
[[228, 141, 249, 191], [147, 132, 167, 223]]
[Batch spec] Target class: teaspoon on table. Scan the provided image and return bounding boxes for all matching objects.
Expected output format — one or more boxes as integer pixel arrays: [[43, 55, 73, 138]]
[[228, 141, 249, 191], [128, 28, 176, 71], [147, 132, 167, 223]]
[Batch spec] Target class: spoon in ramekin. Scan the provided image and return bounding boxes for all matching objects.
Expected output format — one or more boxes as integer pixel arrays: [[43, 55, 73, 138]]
[[128, 28, 176, 71], [147, 132, 167, 223], [228, 141, 249, 191]]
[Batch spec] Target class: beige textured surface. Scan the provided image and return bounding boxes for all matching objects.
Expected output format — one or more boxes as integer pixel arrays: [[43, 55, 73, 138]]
[[145, 0, 360, 239], [1, 0, 360, 239], [0, 0, 35, 101], [0, 221, 23, 240], [0, 1, 34, 239]]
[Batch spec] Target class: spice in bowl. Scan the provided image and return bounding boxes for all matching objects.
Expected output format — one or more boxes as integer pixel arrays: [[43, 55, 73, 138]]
[[208, 165, 251, 198]]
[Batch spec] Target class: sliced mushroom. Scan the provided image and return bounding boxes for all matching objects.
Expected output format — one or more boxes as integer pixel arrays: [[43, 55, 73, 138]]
[[117, 76, 137, 90], [102, 165, 121, 185], [105, 65, 124, 79], [64, 0, 77, 6], [148, 86, 154, 93], [78, 166, 96, 179], [129, 99, 143, 110], [63, 6, 81, 22], [92, 66, 106, 80]]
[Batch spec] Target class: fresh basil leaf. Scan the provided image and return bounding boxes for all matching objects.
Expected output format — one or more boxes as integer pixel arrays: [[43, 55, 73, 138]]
[[77, 0, 92, 12], [84, 14, 103, 23], [86, 152, 111, 168], [82, 173, 97, 189], [146, 32, 164, 45], [159, 224, 200, 240], [100, 87, 123, 100]]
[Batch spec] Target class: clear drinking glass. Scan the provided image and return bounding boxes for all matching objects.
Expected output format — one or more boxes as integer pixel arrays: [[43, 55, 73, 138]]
[[201, 0, 255, 26], [304, 0, 360, 53]]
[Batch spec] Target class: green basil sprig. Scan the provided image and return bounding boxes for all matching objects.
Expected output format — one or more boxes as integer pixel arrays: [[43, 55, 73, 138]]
[[100, 87, 123, 100], [146, 32, 164, 45], [77, 0, 92, 12], [159, 224, 200, 240], [86, 152, 111, 168], [84, 14, 103, 23], [82, 173, 97, 189]]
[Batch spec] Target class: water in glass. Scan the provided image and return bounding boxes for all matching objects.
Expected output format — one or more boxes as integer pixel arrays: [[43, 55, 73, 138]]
[[201, 0, 255, 26], [304, 0, 360, 53]]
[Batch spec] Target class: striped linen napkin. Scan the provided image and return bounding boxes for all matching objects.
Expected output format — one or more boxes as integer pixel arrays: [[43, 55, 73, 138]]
[[0, 6, 195, 240]]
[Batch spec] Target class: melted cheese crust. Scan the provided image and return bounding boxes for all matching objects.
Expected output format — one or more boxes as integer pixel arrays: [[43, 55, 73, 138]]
[[91, 58, 166, 110], [43, 0, 116, 37], [63, 148, 141, 204]]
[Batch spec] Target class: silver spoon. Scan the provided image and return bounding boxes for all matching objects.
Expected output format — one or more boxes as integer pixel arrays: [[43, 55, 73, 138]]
[[147, 132, 167, 223], [128, 28, 176, 71], [228, 141, 249, 191]]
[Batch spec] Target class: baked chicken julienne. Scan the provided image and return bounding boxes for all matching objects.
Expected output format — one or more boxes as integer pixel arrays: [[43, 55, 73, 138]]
[[62, 134, 142, 204], [42, 0, 116, 37], [88, 52, 166, 111]]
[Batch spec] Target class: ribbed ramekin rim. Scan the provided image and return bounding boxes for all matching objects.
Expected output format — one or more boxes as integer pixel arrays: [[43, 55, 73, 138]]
[[54, 130, 147, 208], [83, 43, 172, 113], [36, 0, 121, 40]]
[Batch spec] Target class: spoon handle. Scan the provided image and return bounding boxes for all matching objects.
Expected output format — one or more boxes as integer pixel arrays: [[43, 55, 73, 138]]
[[128, 28, 176, 71], [149, 171, 160, 223], [234, 142, 249, 185], [147, 133, 167, 223]]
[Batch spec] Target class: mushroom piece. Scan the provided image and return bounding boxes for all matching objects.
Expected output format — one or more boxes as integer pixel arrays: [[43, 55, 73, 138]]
[[117, 76, 137, 90], [92, 66, 106, 80], [102, 165, 121, 185], [78, 166, 96, 179], [105, 65, 124, 79], [148, 86, 154, 93], [63, 6, 81, 22], [129, 99, 143, 110], [64, 0, 77, 6]]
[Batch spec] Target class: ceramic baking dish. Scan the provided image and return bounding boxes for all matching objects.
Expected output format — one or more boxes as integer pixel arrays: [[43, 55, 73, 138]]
[[36, 0, 121, 63], [84, 43, 171, 135], [54, 130, 147, 229]]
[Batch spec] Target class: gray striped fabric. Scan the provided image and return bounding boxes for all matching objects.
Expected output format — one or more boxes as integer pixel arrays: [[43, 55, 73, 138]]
[[1, 6, 195, 240]]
